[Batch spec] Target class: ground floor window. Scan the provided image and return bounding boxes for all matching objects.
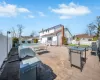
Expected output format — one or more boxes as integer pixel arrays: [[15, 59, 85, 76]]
[[27, 41, 31, 43], [22, 41, 25, 43], [47, 37, 52, 41], [88, 39, 92, 41]]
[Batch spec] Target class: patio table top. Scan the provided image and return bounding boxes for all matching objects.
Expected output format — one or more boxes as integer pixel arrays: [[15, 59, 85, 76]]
[[69, 46, 86, 51]]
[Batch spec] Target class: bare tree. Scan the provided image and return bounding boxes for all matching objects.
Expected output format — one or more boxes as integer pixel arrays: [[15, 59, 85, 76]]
[[17, 24, 24, 38], [30, 31, 36, 37], [96, 16, 100, 36], [87, 16, 100, 36], [87, 23, 96, 35], [11, 27, 16, 37], [85, 28, 89, 35]]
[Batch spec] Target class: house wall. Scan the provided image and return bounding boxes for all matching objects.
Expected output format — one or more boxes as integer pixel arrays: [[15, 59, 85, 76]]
[[57, 32, 62, 45], [40, 35, 57, 45], [39, 26, 72, 45], [79, 38, 93, 41], [64, 29, 72, 44], [71, 40, 96, 46], [41, 37, 47, 44], [52, 36, 57, 45], [0, 34, 12, 67], [19, 38, 33, 45], [64, 29, 72, 38], [39, 28, 56, 45]]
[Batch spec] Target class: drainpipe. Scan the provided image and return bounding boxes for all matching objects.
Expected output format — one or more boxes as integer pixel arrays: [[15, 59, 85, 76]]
[[61, 26, 64, 45]]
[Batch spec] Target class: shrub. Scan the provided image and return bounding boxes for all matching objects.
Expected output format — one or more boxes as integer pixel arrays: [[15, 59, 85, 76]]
[[93, 36, 98, 41], [12, 37, 19, 47], [34, 39, 38, 43], [76, 37, 80, 41], [63, 37, 68, 45]]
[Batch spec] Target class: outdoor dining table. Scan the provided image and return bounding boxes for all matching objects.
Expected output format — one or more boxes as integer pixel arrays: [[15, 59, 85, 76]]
[[69, 46, 87, 71]]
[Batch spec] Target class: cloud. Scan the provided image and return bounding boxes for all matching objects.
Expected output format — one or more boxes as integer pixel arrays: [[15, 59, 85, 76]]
[[27, 15, 35, 18], [38, 11, 45, 17], [50, 2, 91, 19], [0, 1, 30, 17], [18, 8, 30, 13], [60, 16, 71, 19]]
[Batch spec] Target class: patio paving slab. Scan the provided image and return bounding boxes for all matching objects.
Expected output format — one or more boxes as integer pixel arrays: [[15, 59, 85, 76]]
[[38, 46, 100, 80]]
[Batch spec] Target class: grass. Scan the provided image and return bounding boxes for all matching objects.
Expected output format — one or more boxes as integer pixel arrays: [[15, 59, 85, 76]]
[[80, 44, 89, 47], [69, 44, 89, 47], [69, 44, 77, 46]]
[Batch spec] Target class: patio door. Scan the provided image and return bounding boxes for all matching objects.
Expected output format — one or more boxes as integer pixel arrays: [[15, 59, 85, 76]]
[[47, 37, 52, 45]]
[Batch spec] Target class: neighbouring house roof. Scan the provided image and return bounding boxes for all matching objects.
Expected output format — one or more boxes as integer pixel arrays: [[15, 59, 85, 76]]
[[33, 36, 39, 39], [39, 24, 64, 33], [21, 36, 39, 39], [21, 36, 33, 38], [75, 34, 94, 38]]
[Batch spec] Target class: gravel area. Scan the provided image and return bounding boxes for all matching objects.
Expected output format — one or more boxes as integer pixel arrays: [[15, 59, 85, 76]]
[[0, 48, 20, 80]]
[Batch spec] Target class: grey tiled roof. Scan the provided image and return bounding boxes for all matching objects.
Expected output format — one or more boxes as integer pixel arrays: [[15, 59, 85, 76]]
[[39, 24, 64, 33]]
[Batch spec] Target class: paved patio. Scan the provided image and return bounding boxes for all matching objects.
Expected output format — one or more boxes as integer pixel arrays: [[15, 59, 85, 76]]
[[0, 46, 100, 80], [38, 46, 100, 80]]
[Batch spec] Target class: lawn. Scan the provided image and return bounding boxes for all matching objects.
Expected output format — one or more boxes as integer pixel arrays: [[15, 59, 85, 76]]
[[69, 44, 89, 47]]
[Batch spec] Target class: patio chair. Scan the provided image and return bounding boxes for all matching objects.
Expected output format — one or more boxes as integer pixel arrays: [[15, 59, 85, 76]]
[[91, 42, 98, 56]]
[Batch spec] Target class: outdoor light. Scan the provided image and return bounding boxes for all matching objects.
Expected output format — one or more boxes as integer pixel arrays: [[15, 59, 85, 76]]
[[7, 31, 11, 58], [7, 31, 11, 34]]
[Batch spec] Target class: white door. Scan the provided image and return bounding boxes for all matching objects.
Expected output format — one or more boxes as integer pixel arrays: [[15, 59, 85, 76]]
[[57, 32, 61, 46]]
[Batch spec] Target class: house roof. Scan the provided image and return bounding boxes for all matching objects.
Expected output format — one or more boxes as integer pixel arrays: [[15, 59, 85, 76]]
[[41, 28, 72, 37], [41, 30, 62, 37], [75, 34, 94, 38], [39, 24, 64, 33]]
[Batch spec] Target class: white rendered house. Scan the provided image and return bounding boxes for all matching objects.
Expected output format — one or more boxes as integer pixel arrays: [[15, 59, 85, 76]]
[[39, 24, 72, 46]]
